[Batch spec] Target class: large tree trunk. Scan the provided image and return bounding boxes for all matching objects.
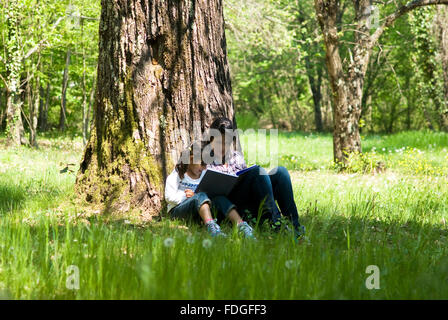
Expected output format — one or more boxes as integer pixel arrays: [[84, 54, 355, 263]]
[[315, 0, 368, 163], [76, 0, 235, 218]]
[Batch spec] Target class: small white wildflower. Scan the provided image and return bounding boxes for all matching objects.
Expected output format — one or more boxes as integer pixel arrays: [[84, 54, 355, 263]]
[[285, 260, 295, 269], [164, 237, 174, 247], [186, 235, 195, 244], [202, 239, 212, 248], [124, 220, 131, 224]]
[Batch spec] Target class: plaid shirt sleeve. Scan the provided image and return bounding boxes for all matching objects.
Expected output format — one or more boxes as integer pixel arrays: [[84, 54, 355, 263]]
[[207, 151, 247, 175], [233, 151, 247, 171]]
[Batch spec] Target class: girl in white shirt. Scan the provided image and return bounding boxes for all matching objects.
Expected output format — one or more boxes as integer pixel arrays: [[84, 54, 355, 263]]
[[164, 142, 255, 238]]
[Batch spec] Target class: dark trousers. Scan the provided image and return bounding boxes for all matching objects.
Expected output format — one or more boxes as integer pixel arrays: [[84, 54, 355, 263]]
[[228, 166, 301, 229]]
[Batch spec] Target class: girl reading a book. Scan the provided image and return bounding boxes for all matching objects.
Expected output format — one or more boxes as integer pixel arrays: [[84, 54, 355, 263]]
[[207, 117, 306, 241], [164, 141, 255, 239]]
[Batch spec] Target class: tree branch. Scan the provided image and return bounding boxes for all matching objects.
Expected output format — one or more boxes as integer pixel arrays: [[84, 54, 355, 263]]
[[370, 0, 448, 46], [0, 72, 9, 90], [24, 16, 64, 60]]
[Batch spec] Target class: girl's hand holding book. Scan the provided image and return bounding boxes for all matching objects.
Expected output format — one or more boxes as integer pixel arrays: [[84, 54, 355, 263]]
[[185, 189, 194, 198]]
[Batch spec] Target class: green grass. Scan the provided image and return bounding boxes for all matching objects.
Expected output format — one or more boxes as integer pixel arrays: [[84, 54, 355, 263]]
[[0, 131, 447, 299]]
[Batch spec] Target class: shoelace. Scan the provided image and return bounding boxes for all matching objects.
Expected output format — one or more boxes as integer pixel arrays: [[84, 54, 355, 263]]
[[206, 220, 221, 234], [238, 222, 253, 235]]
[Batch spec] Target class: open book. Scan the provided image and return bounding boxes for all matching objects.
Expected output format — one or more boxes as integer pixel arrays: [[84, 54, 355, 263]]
[[195, 165, 259, 197]]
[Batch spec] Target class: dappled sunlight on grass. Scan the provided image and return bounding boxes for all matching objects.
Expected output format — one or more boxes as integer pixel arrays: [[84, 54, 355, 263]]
[[0, 131, 447, 299]]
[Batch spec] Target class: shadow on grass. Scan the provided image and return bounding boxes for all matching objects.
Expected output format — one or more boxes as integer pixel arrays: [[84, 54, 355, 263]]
[[0, 184, 27, 215], [2, 202, 447, 299]]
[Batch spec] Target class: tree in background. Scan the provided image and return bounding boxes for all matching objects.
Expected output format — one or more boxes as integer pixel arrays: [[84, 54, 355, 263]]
[[2, 0, 27, 145], [0, 0, 100, 147], [314, 0, 448, 165], [432, 5, 448, 130], [224, 0, 313, 131]]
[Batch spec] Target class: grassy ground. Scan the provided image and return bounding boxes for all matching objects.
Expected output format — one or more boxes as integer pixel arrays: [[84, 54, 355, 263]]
[[0, 131, 447, 299]]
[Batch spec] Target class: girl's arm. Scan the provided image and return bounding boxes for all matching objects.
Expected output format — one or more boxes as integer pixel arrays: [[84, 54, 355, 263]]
[[165, 171, 187, 206]]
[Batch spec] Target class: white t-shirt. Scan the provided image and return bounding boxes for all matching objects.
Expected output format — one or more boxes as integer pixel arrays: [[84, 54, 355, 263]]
[[164, 169, 206, 212]]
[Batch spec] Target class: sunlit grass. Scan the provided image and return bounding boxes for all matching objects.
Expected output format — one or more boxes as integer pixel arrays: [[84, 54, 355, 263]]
[[0, 131, 447, 299]]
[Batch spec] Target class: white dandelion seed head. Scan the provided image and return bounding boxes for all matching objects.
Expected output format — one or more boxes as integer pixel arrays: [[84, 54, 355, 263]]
[[164, 237, 174, 247], [285, 260, 295, 269], [202, 239, 212, 248], [186, 235, 195, 244]]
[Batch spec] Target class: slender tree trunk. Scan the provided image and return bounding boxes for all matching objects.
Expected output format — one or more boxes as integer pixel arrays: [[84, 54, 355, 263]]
[[76, 0, 235, 217], [387, 101, 399, 134], [406, 103, 412, 130], [38, 85, 44, 131], [436, 6, 448, 131], [81, 18, 89, 146], [59, 48, 71, 132], [39, 56, 52, 132], [0, 88, 5, 130], [41, 82, 50, 131], [30, 74, 39, 147], [5, 0, 26, 145], [85, 75, 96, 142], [305, 55, 324, 132], [423, 106, 435, 130], [5, 89, 26, 145]]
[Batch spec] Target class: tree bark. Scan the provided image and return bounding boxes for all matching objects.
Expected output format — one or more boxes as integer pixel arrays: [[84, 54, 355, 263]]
[[76, 0, 235, 218], [30, 73, 39, 147], [4, 0, 26, 145], [435, 6, 448, 130], [315, 0, 367, 163], [5, 89, 26, 145], [85, 75, 96, 142], [38, 82, 50, 131], [81, 18, 88, 146], [314, 0, 448, 164], [0, 87, 5, 130], [59, 48, 71, 132]]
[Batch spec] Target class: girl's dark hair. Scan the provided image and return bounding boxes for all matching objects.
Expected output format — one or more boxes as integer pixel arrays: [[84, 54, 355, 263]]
[[209, 117, 236, 146], [175, 141, 206, 179], [210, 117, 234, 134]]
